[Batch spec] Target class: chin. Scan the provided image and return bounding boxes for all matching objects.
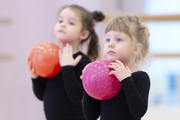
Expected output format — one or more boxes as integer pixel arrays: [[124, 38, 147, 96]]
[[106, 57, 116, 62], [57, 38, 66, 42]]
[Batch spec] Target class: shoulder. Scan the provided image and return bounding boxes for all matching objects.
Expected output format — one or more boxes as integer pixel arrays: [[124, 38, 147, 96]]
[[132, 71, 150, 83], [132, 71, 149, 78]]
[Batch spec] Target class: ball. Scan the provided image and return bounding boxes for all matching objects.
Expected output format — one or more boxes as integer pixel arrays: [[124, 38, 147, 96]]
[[82, 60, 122, 100], [28, 41, 61, 78]]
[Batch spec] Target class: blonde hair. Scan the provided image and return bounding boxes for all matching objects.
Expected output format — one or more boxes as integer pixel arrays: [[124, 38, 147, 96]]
[[105, 15, 150, 67]]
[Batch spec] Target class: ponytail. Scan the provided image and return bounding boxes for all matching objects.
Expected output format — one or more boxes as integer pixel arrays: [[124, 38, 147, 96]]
[[86, 11, 105, 61], [87, 30, 99, 61]]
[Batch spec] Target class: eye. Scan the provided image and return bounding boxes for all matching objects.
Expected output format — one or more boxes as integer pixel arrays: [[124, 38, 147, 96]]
[[105, 38, 110, 42], [69, 20, 75, 25], [58, 19, 63, 23], [116, 38, 122, 42], [69, 22, 75, 25]]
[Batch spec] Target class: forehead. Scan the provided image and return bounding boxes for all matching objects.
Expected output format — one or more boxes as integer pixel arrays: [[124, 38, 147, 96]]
[[59, 8, 81, 21], [106, 30, 126, 37], [106, 30, 132, 41]]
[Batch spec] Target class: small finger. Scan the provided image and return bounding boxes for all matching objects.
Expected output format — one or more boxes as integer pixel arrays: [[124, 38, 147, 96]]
[[108, 70, 115, 75], [80, 75, 83, 80], [74, 55, 82, 66], [27, 61, 31, 70], [109, 63, 118, 69], [59, 49, 61, 56], [115, 60, 124, 66], [68, 44, 72, 54]]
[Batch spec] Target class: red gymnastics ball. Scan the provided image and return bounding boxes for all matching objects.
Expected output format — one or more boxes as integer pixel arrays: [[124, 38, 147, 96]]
[[28, 41, 61, 78], [82, 60, 122, 100]]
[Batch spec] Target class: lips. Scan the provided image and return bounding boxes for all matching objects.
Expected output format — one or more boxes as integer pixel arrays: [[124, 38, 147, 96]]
[[58, 30, 66, 34], [107, 51, 115, 55]]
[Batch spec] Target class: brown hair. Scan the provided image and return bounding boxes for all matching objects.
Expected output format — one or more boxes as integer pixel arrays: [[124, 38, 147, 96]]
[[105, 15, 150, 66], [59, 5, 105, 61]]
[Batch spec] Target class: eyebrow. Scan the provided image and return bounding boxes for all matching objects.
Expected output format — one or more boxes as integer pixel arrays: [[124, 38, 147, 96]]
[[106, 33, 122, 37], [114, 34, 122, 37], [58, 16, 77, 22], [105, 34, 110, 38]]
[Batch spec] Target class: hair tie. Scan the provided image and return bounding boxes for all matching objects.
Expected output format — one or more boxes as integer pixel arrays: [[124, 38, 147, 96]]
[[144, 24, 150, 36]]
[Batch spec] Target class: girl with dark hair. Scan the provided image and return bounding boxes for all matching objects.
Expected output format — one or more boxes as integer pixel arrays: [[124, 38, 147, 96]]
[[28, 4, 105, 120]]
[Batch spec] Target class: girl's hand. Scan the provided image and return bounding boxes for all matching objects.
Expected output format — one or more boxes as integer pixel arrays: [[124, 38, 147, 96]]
[[27, 61, 39, 79], [80, 63, 90, 80], [59, 43, 82, 67], [108, 60, 131, 81]]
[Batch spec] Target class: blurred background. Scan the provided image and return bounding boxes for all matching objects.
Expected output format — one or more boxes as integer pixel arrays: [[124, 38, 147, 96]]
[[1, 0, 180, 120]]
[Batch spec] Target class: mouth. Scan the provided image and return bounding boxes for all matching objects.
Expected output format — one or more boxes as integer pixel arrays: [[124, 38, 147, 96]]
[[58, 30, 66, 34], [107, 51, 115, 55]]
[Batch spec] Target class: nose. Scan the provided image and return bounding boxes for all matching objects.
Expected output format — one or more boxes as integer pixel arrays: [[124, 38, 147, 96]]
[[60, 21, 66, 27], [108, 40, 115, 48]]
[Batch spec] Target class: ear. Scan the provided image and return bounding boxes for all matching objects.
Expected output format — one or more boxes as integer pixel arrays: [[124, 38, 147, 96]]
[[80, 30, 90, 41], [133, 43, 142, 55]]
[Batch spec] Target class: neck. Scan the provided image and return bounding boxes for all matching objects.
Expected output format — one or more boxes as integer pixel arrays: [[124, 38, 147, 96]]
[[129, 64, 139, 73], [60, 42, 80, 54], [124, 61, 140, 73]]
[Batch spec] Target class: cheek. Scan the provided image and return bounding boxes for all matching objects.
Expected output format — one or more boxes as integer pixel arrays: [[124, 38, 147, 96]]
[[103, 44, 107, 52], [54, 25, 58, 34], [101, 47, 106, 57]]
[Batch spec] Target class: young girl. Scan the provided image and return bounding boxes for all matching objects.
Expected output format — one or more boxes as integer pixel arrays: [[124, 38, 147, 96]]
[[28, 5, 105, 120], [82, 15, 151, 120]]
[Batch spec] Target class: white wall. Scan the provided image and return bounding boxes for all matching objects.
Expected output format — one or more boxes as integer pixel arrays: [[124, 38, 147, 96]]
[[0, 1, 59, 120]]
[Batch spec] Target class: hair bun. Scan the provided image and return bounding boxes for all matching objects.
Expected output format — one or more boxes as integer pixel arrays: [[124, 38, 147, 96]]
[[92, 11, 105, 22]]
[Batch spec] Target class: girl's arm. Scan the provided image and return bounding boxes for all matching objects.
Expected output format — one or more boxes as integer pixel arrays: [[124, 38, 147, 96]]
[[122, 71, 150, 119], [62, 57, 90, 103], [32, 77, 47, 101], [83, 91, 101, 120]]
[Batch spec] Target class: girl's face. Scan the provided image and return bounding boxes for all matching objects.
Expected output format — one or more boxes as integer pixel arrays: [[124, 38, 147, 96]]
[[103, 30, 133, 64], [54, 8, 83, 44]]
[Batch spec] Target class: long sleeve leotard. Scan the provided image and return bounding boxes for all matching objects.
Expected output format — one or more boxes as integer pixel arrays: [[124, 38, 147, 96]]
[[83, 71, 150, 120], [32, 51, 91, 120]]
